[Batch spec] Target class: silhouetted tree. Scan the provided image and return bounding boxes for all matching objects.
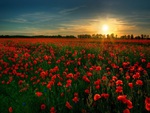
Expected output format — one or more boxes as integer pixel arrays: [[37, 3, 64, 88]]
[[131, 34, 134, 39]]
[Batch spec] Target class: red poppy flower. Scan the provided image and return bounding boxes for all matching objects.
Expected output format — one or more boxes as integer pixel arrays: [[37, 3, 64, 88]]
[[145, 97, 150, 111], [136, 80, 143, 86], [35, 92, 43, 97], [133, 72, 140, 79], [116, 80, 123, 85], [41, 104, 46, 110], [57, 82, 62, 86], [126, 100, 133, 109], [145, 97, 150, 104], [116, 86, 123, 93], [84, 89, 90, 94], [94, 79, 101, 85], [94, 94, 101, 101], [95, 85, 100, 89], [82, 75, 90, 83], [112, 76, 117, 81], [96, 66, 101, 71], [65, 101, 72, 109], [74, 92, 78, 97], [66, 73, 73, 78], [125, 75, 130, 80], [72, 97, 79, 103], [44, 55, 49, 60], [33, 60, 37, 65], [102, 76, 107, 81], [8, 107, 13, 113], [50, 107, 56, 113], [14, 53, 18, 58], [147, 62, 150, 68], [101, 93, 109, 99], [128, 83, 133, 89], [66, 79, 72, 87], [87, 72, 92, 77], [117, 95, 127, 103], [145, 103, 150, 111], [123, 108, 130, 113]]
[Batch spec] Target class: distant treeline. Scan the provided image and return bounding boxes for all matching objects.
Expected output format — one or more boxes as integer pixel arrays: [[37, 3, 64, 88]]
[[0, 35, 76, 38], [78, 33, 150, 39], [0, 34, 150, 39]]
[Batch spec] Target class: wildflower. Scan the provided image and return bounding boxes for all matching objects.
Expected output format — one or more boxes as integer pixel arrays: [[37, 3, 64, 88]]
[[24, 52, 30, 58], [66, 79, 72, 87], [123, 108, 130, 113], [94, 79, 101, 85], [8, 107, 13, 113], [136, 80, 143, 86], [72, 97, 79, 103], [122, 62, 130, 68], [47, 81, 54, 89], [18, 80, 23, 85], [117, 95, 127, 103], [116, 86, 123, 93], [50, 107, 56, 113], [112, 76, 117, 81], [87, 72, 92, 77], [145, 97, 150, 104], [44, 55, 49, 60], [145, 103, 150, 111], [33, 60, 37, 65], [116, 80, 123, 85], [66, 73, 73, 78], [84, 89, 90, 94], [126, 100, 133, 109], [65, 101, 72, 109], [128, 83, 133, 89], [133, 72, 140, 79], [102, 76, 107, 81], [125, 75, 130, 80], [41, 104, 46, 110], [95, 85, 100, 89], [141, 58, 146, 63], [137, 66, 143, 72], [94, 94, 101, 101], [57, 82, 62, 86], [147, 62, 150, 68], [101, 93, 109, 99], [35, 92, 43, 97], [74, 92, 78, 97], [40, 71, 47, 79], [14, 53, 18, 58], [145, 97, 150, 111], [82, 75, 90, 83], [51, 75, 57, 81], [130, 66, 135, 72], [96, 66, 101, 71], [89, 67, 93, 71]]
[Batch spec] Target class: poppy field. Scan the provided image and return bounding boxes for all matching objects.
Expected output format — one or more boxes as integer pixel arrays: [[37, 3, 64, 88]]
[[0, 38, 150, 113]]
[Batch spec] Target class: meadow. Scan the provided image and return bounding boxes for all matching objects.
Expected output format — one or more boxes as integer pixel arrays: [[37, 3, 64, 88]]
[[0, 38, 150, 113]]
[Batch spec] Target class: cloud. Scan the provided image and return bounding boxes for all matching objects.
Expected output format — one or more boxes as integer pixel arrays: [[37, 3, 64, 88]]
[[1, 12, 60, 24], [2, 18, 28, 23], [59, 6, 85, 15]]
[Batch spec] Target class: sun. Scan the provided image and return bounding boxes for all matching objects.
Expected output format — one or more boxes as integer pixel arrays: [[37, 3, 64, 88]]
[[102, 24, 109, 32]]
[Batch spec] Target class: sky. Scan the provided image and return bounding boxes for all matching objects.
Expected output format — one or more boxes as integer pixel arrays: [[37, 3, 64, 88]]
[[0, 0, 150, 36]]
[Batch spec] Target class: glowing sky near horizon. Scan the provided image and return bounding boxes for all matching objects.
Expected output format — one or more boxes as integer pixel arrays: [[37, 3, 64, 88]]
[[0, 0, 150, 36]]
